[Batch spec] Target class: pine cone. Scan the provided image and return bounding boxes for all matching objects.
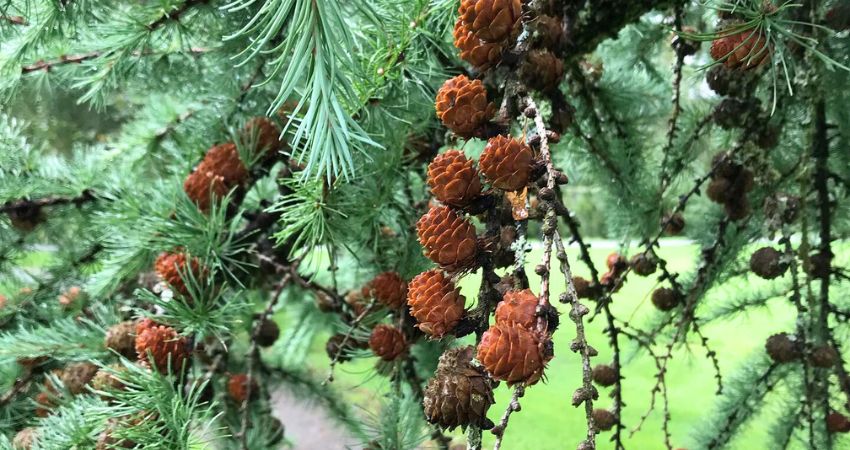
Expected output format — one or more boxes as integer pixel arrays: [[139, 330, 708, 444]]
[[457, 0, 521, 43], [706, 178, 732, 204], [407, 269, 466, 338], [326, 334, 364, 363], [710, 27, 771, 70], [423, 346, 495, 431], [184, 143, 247, 211], [227, 373, 259, 404], [255, 317, 280, 347], [606, 253, 628, 272], [61, 362, 99, 395], [520, 50, 564, 92], [663, 212, 685, 236], [672, 26, 700, 57], [92, 364, 127, 393], [435, 75, 494, 138], [369, 325, 408, 361], [714, 97, 759, 130], [35, 390, 53, 418], [572, 276, 594, 299], [495, 289, 539, 329], [7, 204, 44, 232], [105, 320, 137, 359], [765, 332, 799, 363], [805, 252, 832, 279], [749, 247, 787, 279], [826, 3, 850, 31], [154, 251, 202, 295], [479, 135, 533, 191], [417, 206, 478, 271], [13, 427, 37, 450], [534, 15, 564, 48], [810, 345, 838, 368], [97, 419, 135, 450], [592, 409, 617, 431], [477, 322, 546, 385], [827, 412, 850, 433], [651, 288, 681, 311], [427, 150, 483, 207], [363, 272, 408, 309], [135, 322, 189, 373], [705, 64, 755, 97], [630, 252, 657, 277], [242, 117, 283, 158], [453, 22, 504, 70], [591, 364, 618, 387]]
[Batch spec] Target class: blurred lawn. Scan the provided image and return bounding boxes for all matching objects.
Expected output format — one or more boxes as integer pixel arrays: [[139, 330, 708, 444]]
[[313, 241, 797, 450]]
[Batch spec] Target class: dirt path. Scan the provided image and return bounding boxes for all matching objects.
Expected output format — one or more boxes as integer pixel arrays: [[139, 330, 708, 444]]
[[271, 388, 360, 450]]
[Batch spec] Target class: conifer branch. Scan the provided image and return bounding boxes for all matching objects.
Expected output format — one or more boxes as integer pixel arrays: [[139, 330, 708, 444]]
[[491, 384, 524, 450], [659, 5, 687, 192], [1, 189, 96, 214]]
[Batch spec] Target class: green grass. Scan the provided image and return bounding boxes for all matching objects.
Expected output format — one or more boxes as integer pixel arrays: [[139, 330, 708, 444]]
[[306, 241, 798, 450]]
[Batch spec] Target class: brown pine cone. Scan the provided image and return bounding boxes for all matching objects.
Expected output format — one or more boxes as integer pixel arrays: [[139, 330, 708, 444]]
[[606, 253, 628, 272], [651, 287, 681, 311], [591, 364, 618, 387], [827, 3, 850, 31], [184, 142, 248, 211], [805, 252, 832, 279], [362, 272, 408, 309], [135, 322, 190, 373], [242, 117, 283, 157], [706, 178, 732, 204], [7, 204, 44, 232], [534, 15, 564, 48], [810, 345, 839, 368], [477, 322, 546, 385], [572, 276, 594, 299], [479, 135, 533, 191], [427, 150, 483, 207], [705, 64, 755, 97], [423, 346, 495, 431], [154, 251, 202, 295], [495, 289, 539, 329], [435, 75, 494, 138], [326, 334, 364, 363], [663, 212, 685, 236], [630, 252, 657, 276], [417, 206, 478, 272], [227, 373, 259, 404], [369, 325, 408, 361], [35, 390, 53, 417], [105, 320, 137, 358], [183, 168, 229, 212], [61, 362, 99, 395], [453, 22, 504, 70], [13, 427, 37, 450], [92, 364, 127, 393], [255, 317, 281, 347], [457, 0, 522, 43], [520, 50, 564, 92], [407, 269, 466, 338], [827, 412, 850, 433], [96, 419, 136, 450], [749, 247, 787, 279], [710, 27, 771, 70], [593, 409, 617, 431], [765, 332, 799, 363]]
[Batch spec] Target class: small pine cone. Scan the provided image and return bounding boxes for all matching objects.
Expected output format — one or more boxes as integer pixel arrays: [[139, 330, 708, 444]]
[[494, 289, 539, 329], [606, 253, 628, 272], [520, 50, 564, 92], [227, 373, 259, 404], [92, 364, 127, 393], [13, 427, 37, 450], [591, 364, 618, 387], [243, 117, 283, 157], [630, 252, 657, 277], [35, 390, 53, 417], [7, 204, 44, 232], [154, 251, 202, 295], [326, 334, 363, 363], [592, 409, 617, 432], [105, 321, 137, 358], [363, 272, 408, 309], [534, 15, 564, 48], [479, 135, 533, 191], [407, 270, 466, 338], [749, 247, 787, 279], [417, 206, 478, 271], [826, 3, 850, 31], [651, 287, 681, 311], [427, 150, 483, 207], [765, 332, 799, 363], [706, 177, 732, 204], [663, 212, 685, 236], [805, 252, 832, 279], [61, 362, 99, 395], [256, 317, 280, 347], [369, 325, 408, 361], [477, 322, 546, 385], [810, 345, 839, 368], [710, 27, 771, 70], [435, 75, 494, 138], [724, 198, 751, 221], [97, 420, 135, 450], [572, 277, 593, 299], [705, 64, 753, 97], [714, 97, 759, 130], [827, 412, 850, 433], [184, 143, 247, 211], [453, 22, 504, 70], [423, 346, 495, 431], [135, 323, 190, 373], [457, 0, 522, 43]]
